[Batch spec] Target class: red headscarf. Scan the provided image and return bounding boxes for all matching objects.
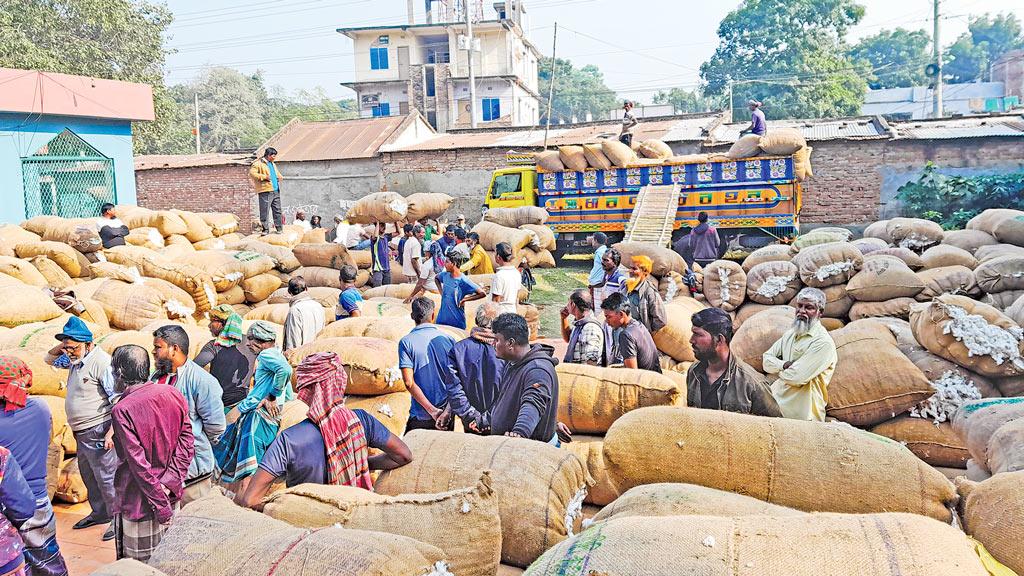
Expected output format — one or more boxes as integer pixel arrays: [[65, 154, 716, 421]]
[[294, 352, 372, 490], [0, 356, 31, 412]]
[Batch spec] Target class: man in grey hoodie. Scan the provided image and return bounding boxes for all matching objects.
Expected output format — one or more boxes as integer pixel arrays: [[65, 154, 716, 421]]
[[675, 211, 723, 269]]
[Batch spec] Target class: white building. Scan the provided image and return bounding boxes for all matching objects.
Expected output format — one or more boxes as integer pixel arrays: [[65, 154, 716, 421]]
[[863, 82, 1018, 120], [338, 1, 542, 132]]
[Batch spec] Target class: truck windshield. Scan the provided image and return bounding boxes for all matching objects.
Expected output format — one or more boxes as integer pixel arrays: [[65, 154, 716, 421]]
[[492, 173, 522, 197]]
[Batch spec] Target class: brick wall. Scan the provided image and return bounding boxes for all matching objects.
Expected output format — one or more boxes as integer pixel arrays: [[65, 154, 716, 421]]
[[135, 164, 257, 233]]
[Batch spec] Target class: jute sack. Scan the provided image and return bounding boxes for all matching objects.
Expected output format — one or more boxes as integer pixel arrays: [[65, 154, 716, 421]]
[[0, 286, 63, 327], [40, 219, 103, 253], [217, 285, 245, 306], [790, 229, 851, 252], [346, 392, 411, 438], [240, 274, 281, 303], [92, 280, 169, 331], [725, 134, 761, 159], [360, 297, 414, 318], [652, 298, 706, 362], [560, 435, 617, 506], [851, 237, 890, 255], [148, 493, 452, 576], [668, 153, 711, 164], [15, 241, 82, 277], [527, 512, 989, 576], [92, 559, 170, 576], [917, 265, 981, 301], [942, 229, 998, 254], [170, 210, 213, 242], [164, 234, 192, 249], [264, 472, 500, 576], [741, 244, 791, 271], [968, 208, 1024, 247], [602, 406, 957, 520], [0, 225, 40, 254], [244, 303, 290, 325], [116, 205, 156, 229], [125, 227, 165, 250], [745, 261, 799, 305], [301, 228, 326, 244], [730, 306, 794, 373], [791, 242, 862, 287], [87, 262, 137, 283], [846, 256, 924, 301], [910, 294, 1024, 378], [974, 255, 1024, 293], [1006, 294, 1024, 328], [361, 284, 416, 300], [375, 429, 589, 568], [285, 337, 402, 395], [230, 250, 276, 278], [55, 457, 87, 504], [107, 244, 168, 270], [922, 244, 978, 270], [320, 316, 415, 342], [870, 415, 969, 468], [346, 192, 409, 224], [601, 139, 637, 167], [987, 417, 1024, 474], [141, 278, 197, 319], [472, 221, 534, 251], [863, 219, 892, 243], [227, 240, 301, 273], [612, 242, 686, 277], [348, 250, 371, 269], [702, 259, 746, 311], [293, 242, 355, 271], [557, 146, 588, 171], [37, 394, 75, 454], [592, 483, 804, 525], [151, 211, 188, 237], [535, 150, 564, 172], [758, 127, 806, 155], [556, 364, 683, 434], [199, 212, 239, 237], [139, 259, 216, 315], [261, 226, 305, 249], [849, 298, 916, 321], [175, 252, 245, 291], [636, 139, 672, 160], [404, 193, 454, 221], [873, 247, 926, 270], [0, 323, 67, 351], [951, 397, 1024, 441], [963, 402, 1024, 470], [886, 217, 944, 251], [582, 144, 612, 169], [975, 243, 1024, 263], [827, 323, 933, 426], [958, 472, 1024, 574], [29, 256, 73, 289], [483, 206, 548, 228], [519, 224, 555, 251], [520, 248, 556, 269], [293, 266, 343, 289], [1, 349, 66, 397]]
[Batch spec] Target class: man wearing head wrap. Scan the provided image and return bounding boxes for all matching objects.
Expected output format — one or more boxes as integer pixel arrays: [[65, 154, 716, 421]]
[[626, 255, 667, 335], [763, 287, 837, 421], [0, 355, 70, 575], [44, 316, 117, 539], [236, 352, 411, 509], [195, 305, 257, 411], [214, 321, 295, 488]]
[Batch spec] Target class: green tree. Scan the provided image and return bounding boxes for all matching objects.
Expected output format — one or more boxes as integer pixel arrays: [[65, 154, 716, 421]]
[[538, 58, 618, 123], [0, 0, 191, 154], [699, 0, 869, 120], [848, 28, 931, 88], [265, 88, 359, 135], [652, 88, 714, 113], [945, 13, 1024, 83], [171, 67, 272, 152]]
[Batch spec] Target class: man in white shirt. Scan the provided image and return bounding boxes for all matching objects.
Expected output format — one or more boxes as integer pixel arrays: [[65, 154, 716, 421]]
[[404, 242, 440, 303], [489, 242, 522, 315], [402, 224, 424, 283], [293, 210, 312, 231], [282, 276, 325, 352]]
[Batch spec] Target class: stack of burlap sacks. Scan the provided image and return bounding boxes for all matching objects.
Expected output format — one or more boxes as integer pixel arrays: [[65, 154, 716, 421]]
[[477, 206, 557, 269]]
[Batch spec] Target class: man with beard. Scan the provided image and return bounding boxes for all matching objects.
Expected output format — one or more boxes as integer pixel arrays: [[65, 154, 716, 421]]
[[152, 325, 226, 504], [625, 255, 666, 335], [686, 308, 781, 417], [763, 288, 837, 421]]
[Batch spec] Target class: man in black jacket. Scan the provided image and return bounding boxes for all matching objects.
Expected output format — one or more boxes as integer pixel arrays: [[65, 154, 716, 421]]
[[97, 203, 129, 249]]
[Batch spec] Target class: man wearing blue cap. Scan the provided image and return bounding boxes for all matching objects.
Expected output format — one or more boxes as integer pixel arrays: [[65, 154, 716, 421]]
[[44, 316, 117, 540]]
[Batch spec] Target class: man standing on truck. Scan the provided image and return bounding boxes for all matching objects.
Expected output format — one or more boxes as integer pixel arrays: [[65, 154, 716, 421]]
[[619, 101, 638, 147], [741, 100, 767, 137], [676, 211, 722, 270]]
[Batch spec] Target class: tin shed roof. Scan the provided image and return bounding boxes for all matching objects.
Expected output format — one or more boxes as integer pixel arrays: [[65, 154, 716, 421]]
[[706, 116, 890, 145], [890, 114, 1024, 139], [262, 113, 433, 162], [134, 153, 254, 171]]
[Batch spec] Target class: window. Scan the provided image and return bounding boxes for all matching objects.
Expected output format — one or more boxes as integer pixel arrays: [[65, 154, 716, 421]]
[[482, 97, 501, 122], [372, 103, 391, 117], [370, 47, 389, 70], [491, 173, 521, 198], [425, 67, 436, 97]]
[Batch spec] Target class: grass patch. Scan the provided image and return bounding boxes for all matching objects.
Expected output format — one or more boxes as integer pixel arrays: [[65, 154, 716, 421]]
[[528, 268, 588, 338]]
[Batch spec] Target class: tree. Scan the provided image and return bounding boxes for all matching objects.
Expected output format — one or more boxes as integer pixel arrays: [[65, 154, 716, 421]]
[[265, 88, 359, 135], [945, 13, 1024, 83], [699, 0, 869, 120], [0, 0, 191, 154], [538, 58, 618, 123], [171, 68, 272, 152], [652, 88, 714, 114], [848, 28, 931, 88]]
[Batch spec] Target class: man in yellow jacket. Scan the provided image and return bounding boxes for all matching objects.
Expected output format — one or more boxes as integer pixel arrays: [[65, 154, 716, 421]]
[[763, 287, 837, 421], [459, 232, 494, 275], [250, 147, 284, 234]]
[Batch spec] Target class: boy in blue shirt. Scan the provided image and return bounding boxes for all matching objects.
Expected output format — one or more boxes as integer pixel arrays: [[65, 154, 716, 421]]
[[434, 249, 486, 329], [336, 265, 363, 320]]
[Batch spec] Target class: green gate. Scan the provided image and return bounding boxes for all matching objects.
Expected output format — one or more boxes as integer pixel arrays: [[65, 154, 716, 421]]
[[21, 129, 116, 219]]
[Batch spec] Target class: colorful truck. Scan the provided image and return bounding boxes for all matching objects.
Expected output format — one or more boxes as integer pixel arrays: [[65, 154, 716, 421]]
[[482, 152, 803, 254]]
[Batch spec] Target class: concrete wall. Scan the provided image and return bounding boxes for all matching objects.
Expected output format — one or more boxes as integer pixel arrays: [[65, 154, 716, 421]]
[[277, 157, 383, 220], [0, 113, 137, 223], [382, 148, 508, 223], [135, 163, 256, 232]]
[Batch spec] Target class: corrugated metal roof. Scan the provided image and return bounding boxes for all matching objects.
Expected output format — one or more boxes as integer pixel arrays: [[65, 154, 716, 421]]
[[892, 114, 1024, 139], [264, 114, 422, 161], [707, 116, 888, 145], [134, 153, 253, 171], [0, 67, 155, 121]]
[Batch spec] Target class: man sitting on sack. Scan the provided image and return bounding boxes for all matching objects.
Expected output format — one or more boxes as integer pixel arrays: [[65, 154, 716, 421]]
[[763, 287, 837, 422]]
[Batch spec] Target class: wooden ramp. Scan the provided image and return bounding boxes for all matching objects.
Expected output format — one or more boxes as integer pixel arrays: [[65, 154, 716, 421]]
[[624, 184, 680, 247]]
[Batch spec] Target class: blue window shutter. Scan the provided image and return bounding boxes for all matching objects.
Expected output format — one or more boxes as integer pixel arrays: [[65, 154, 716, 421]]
[[491, 98, 500, 120], [380, 48, 389, 69], [370, 47, 389, 70], [380, 103, 390, 116], [481, 98, 500, 121]]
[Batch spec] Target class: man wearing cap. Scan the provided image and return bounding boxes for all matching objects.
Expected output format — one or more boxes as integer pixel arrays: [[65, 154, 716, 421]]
[[742, 100, 767, 137], [455, 214, 467, 230], [687, 308, 782, 417], [44, 316, 117, 539]]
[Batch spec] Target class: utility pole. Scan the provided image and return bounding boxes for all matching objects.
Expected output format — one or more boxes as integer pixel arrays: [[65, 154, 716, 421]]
[[727, 80, 733, 123], [933, 0, 943, 118], [542, 22, 558, 149], [193, 92, 201, 154], [465, 0, 478, 128]]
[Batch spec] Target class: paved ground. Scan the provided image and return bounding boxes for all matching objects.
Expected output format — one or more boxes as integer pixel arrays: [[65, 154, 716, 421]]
[[54, 503, 115, 575]]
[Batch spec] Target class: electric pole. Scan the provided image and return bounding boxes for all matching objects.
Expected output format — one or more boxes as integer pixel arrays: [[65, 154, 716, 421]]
[[933, 0, 943, 118], [194, 92, 201, 154], [465, 0, 478, 128], [542, 22, 558, 150], [727, 80, 733, 123]]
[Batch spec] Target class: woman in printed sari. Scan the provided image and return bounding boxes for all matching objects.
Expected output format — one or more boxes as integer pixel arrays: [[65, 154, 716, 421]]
[[213, 321, 294, 492]]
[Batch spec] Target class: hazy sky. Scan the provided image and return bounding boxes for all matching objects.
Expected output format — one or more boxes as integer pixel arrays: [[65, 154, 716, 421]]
[[163, 0, 1024, 102]]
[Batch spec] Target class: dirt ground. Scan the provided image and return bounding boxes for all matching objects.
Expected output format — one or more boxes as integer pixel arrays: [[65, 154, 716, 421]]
[[526, 265, 589, 338]]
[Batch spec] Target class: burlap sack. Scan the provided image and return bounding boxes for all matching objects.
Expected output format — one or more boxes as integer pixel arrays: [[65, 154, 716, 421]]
[[1007, 294, 1024, 326], [285, 337, 402, 395], [975, 243, 1024, 263], [582, 143, 612, 169], [345, 192, 409, 224], [0, 286, 63, 327], [91, 280, 169, 330], [846, 256, 924, 302], [701, 260, 746, 311], [347, 250, 371, 269], [240, 274, 282, 303], [987, 417, 1024, 474], [320, 316, 415, 342], [636, 139, 673, 160], [291, 243, 354, 271], [557, 146, 588, 171], [483, 206, 548, 228], [863, 219, 892, 243], [974, 255, 1024, 294], [612, 242, 687, 277], [292, 266, 342, 289], [55, 457, 87, 504], [791, 229, 851, 251], [520, 247, 556, 269], [529, 512, 989, 576], [916, 265, 981, 301], [870, 415, 969, 468], [108, 244, 167, 270], [15, 241, 82, 278], [148, 493, 451, 576], [0, 322, 69, 351], [404, 193, 454, 221], [359, 284, 415, 300], [28, 256, 73, 289], [921, 244, 978, 270], [36, 394, 75, 454], [556, 364, 683, 434], [175, 251, 245, 291], [39, 218, 103, 253], [519, 224, 556, 251], [261, 226, 305, 249], [345, 392, 411, 438], [264, 472, 500, 576], [164, 234, 192, 248], [745, 261, 799, 305], [958, 471, 1024, 574], [791, 242, 862, 287], [360, 297, 414, 318], [116, 205, 156, 229], [601, 139, 637, 167], [150, 211, 188, 237], [730, 307, 794, 372], [227, 240, 301, 273], [849, 297, 916, 320], [0, 225, 40, 254], [952, 398, 1024, 441], [887, 218, 944, 251], [652, 298, 706, 362], [141, 278, 197, 319], [92, 559, 170, 576], [603, 406, 956, 520], [375, 429, 589, 568], [199, 213, 239, 237], [725, 134, 761, 159], [560, 435, 617, 506], [229, 250, 276, 278], [170, 210, 214, 242], [299, 228, 326, 244], [871, 247, 926, 270], [851, 237, 890, 255], [910, 294, 1024, 378], [758, 127, 807, 155], [963, 402, 1024, 470], [125, 227, 165, 250], [942, 228, 998, 254], [968, 208, 1024, 247], [472, 221, 534, 251], [535, 150, 564, 172], [139, 258, 216, 315], [741, 243, 791, 271], [592, 483, 804, 525], [0, 349, 66, 400], [668, 153, 711, 164], [244, 303, 290, 324]]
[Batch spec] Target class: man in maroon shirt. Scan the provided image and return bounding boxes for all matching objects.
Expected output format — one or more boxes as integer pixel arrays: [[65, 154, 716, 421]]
[[108, 345, 194, 562]]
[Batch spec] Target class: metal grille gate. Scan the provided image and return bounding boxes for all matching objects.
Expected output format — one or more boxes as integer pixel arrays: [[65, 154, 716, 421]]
[[20, 130, 116, 219]]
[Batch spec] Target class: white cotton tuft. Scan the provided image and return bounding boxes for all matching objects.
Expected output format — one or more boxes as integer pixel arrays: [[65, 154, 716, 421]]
[[941, 304, 1024, 370], [910, 370, 982, 424], [755, 275, 794, 298], [815, 260, 855, 281], [718, 267, 731, 304], [702, 535, 716, 548], [564, 487, 587, 537]]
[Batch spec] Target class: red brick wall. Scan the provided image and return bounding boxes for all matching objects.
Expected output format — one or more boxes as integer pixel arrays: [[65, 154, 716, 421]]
[[135, 165, 258, 233]]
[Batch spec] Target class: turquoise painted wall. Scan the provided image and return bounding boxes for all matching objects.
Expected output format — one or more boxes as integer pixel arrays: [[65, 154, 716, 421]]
[[0, 113, 137, 224]]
